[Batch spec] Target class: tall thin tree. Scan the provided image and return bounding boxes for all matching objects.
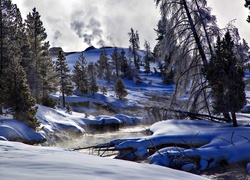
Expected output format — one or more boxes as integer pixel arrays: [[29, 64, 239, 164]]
[[55, 50, 73, 107], [128, 28, 140, 70]]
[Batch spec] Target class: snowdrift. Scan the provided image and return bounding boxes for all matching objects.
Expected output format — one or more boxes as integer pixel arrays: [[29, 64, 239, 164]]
[[0, 117, 45, 144], [107, 118, 250, 173]]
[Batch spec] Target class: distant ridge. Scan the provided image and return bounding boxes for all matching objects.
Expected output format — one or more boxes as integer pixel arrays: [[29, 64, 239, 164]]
[[84, 46, 97, 52]]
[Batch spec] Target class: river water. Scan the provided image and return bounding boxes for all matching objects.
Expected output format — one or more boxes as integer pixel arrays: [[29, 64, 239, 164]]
[[56, 125, 150, 154], [55, 125, 249, 180]]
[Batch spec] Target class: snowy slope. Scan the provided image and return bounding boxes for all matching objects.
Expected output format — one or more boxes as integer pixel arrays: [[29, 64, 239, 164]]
[[0, 141, 208, 180]]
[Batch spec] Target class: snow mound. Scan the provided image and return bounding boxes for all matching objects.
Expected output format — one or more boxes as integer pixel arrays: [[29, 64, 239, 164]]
[[0, 141, 209, 180], [0, 119, 45, 144]]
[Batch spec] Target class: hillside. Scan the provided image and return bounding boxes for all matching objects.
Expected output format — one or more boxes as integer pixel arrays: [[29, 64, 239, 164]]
[[50, 46, 174, 117]]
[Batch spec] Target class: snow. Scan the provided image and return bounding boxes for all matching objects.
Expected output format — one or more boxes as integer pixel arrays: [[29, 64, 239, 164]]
[[110, 115, 250, 173], [2, 47, 250, 178], [0, 116, 45, 143], [0, 141, 208, 179]]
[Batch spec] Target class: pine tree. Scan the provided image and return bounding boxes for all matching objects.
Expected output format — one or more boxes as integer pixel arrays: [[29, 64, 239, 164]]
[[0, 0, 24, 114], [97, 47, 111, 83], [120, 49, 128, 77], [88, 62, 98, 95], [114, 78, 128, 100], [245, 0, 250, 22], [111, 47, 120, 80], [144, 40, 152, 74], [128, 28, 140, 70], [73, 52, 89, 95], [40, 42, 58, 104], [55, 50, 73, 107], [0, 58, 40, 130], [204, 31, 246, 127], [24, 7, 56, 103]]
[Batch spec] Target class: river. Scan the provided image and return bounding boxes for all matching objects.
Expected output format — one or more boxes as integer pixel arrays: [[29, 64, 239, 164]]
[[55, 125, 249, 179]]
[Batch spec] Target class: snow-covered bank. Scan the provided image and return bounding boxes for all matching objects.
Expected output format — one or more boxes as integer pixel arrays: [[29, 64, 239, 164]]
[[0, 141, 208, 180], [36, 104, 143, 145], [106, 114, 250, 174], [0, 116, 45, 144]]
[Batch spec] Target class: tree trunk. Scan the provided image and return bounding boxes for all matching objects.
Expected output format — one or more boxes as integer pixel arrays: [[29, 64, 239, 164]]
[[194, 0, 213, 56], [182, 0, 208, 66], [231, 112, 238, 127], [62, 91, 65, 108]]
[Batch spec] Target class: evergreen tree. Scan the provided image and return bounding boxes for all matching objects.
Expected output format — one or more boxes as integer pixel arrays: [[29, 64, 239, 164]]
[[114, 78, 128, 100], [144, 40, 152, 74], [204, 31, 246, 127], [55, 50, 73, 107], [0, 0, 24, 114], [245, 0, 250, 23], [0, 58, 40, 130], [111, 47, 120, 80], [120, 49, 129, 77], [73, 52, 89, 95], [40, 41, 58, 104], [128, 28, 140, 69], [24, 7, 56, 103], [97, 47, 111, 83], [88, 62, 98, 95]]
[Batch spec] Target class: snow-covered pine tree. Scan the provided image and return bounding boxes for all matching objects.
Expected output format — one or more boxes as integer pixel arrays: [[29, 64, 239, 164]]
[[97, 47, 111, 83], [0, 58, 40, 130], [24, 7, 56, 103], [111, 47, 120, 80], [120, 49, 129, 78], [55, 50, 73, 107], [204, 31, 246, 127], [245, 0, 250, 22], [114, 78, 128, 100], [128, 28, 140, 70], [73, 52, 90, 95], [88, 62, 98, 95], [144, 40, 152, 74]]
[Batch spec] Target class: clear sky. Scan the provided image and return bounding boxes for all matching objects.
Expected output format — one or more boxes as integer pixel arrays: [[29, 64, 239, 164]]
[[12, 0, 249, 52]]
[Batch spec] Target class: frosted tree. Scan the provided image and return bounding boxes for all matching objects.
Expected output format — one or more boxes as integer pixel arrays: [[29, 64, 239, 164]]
[[88, 62, 98, 95], [73, 52, 89, 95], [97, 47, 111, 82], [120, 49, 129, 78], [128, 28, 140, 70], [55, 50, 73, 107], [154, 0, 219, 113], [111, 47, 120, 80], [114, 78, 128, 100], [245, 0, 250, 22], [143, 41, 152, 74]]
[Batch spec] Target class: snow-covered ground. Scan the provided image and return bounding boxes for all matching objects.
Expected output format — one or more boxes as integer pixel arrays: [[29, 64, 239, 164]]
[[0, 141, 208, 180], [1, 47, 250, 179]]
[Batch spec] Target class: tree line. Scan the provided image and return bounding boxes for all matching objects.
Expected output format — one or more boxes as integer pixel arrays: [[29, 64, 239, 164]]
[[0, 0, 155, 131], [0, 1, 56, 131]]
